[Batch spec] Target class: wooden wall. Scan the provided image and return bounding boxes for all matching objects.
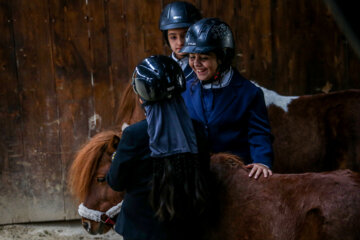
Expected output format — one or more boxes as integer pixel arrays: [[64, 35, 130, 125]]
[[0, 0, 359, 224]]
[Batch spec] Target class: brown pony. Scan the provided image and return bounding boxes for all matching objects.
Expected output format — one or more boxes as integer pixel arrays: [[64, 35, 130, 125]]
[[69, 130, 360, 239], [68, 130, 123, 234], [115, 83, 360, 173]]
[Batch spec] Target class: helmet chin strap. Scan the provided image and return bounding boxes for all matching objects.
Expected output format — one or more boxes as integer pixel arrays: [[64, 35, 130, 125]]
[[200, 60, 228, 85], [201, 71, 220, 85], [201, 62, 226, 85]]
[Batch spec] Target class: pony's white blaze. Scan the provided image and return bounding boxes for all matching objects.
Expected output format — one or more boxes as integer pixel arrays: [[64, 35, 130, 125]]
[[252, 81, 299, 112]]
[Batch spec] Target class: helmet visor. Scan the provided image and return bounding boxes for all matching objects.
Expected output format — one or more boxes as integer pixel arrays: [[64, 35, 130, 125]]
[[180, 45, 216, 54]]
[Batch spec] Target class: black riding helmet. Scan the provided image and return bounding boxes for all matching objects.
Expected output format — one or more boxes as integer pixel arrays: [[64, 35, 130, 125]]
[[132, 55, 186, 102], [159, 1, 202, 46], [180, 18, 235, 73]]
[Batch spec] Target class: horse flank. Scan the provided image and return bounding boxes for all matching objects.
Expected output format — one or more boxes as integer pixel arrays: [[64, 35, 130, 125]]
[[251, 81, 299, 112]]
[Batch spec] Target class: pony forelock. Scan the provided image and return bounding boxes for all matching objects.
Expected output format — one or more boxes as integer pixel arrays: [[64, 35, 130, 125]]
[[68, 130, 119, 202]]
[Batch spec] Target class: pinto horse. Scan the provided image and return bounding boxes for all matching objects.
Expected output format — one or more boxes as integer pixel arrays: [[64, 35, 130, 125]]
[[69, 130, 360, 239], [115, 82, 360, 173], [261, 87, 360, 173]]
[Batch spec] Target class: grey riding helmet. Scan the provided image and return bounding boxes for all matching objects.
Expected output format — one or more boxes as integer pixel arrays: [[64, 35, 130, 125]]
[[180, 18, 235, 56], [159, 1, 202, 30], [132, 55, 186, 102]]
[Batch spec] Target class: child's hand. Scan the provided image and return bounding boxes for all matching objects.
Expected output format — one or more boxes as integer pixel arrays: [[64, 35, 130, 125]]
[[245, 163, 272, 179]]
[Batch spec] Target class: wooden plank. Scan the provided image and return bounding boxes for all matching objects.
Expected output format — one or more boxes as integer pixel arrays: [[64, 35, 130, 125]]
[[88, 0, 115, 129], [107, 0, 132, 120], [6, 0, 63, 223], [271, 0, 355, 95], [240, 0, 272, 88], [107, 0, 164, 125], [48, 0, 94, 219], [125, 0, 163, 74], [0, 0, 29, 224], [195, 1, 273, 88], [107, 0, 129, 81]]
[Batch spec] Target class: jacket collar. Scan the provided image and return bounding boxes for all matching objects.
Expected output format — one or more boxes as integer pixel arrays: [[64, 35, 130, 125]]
[[189, 68, 244, 123], [201, 67, 233, 89]]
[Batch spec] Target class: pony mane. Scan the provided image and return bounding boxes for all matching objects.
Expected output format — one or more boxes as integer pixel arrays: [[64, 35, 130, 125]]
[[210, 152, 245, 168], [115, 83, 144, 127], [210, 153, 247, 180], [68, 130, 119, 202]]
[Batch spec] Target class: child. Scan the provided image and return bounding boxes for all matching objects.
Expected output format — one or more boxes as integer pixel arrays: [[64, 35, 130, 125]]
[[159, 1, 201, 80]]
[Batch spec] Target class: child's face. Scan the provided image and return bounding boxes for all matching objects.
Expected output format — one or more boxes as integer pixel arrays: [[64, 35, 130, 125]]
[[167, 28, 188, 59], [189, 52, 219, 82]]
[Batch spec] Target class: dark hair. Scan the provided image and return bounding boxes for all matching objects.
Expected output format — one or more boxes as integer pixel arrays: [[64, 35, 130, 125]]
[[149, 153, 210, 222], [212, 48, 234, 74]]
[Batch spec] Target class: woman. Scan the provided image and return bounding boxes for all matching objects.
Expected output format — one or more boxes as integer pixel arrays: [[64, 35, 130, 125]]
[[159, 1, 201, 80], [180, 18, 274, 179], [106, 55, 211, 240]]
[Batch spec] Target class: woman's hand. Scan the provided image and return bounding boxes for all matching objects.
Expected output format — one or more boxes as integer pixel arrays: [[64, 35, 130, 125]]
[[245, 163, 272, 179]]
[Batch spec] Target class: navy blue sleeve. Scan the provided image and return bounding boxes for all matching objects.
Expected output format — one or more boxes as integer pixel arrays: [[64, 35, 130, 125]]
[[106, 126, 140, 191], [247, 88, 274, 168]]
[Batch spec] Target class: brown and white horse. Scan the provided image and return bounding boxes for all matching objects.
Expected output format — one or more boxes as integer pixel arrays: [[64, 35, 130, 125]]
[[260, 86, 360, 173], [69, 130, 360, 239], [115, 82, 360, 173]]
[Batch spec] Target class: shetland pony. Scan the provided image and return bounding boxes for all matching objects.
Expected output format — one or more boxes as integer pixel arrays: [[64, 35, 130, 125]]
[[115, 83, 360, 173], [68, 130, 123, 234], [69, 130, 360, 239]]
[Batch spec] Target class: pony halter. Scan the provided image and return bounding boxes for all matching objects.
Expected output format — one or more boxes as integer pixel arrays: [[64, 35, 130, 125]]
[[78, 201, 123, 226]]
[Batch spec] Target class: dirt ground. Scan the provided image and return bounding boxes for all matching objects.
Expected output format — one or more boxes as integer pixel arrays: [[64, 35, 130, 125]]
[[0, 220, 122, 240]]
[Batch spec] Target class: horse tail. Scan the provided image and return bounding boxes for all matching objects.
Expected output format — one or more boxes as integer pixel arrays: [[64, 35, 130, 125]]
[[149, 153, 210, 222]]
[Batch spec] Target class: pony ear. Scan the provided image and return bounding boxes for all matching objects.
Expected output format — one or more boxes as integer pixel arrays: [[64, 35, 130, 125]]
[[108, 135, 120, 153]]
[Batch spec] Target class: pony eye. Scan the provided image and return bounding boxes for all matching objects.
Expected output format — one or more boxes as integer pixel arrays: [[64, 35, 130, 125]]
[[96, 177, 106, 183]]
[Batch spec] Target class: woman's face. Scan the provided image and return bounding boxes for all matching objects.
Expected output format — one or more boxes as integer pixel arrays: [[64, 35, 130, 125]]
[[189, 52, 219, 82], [167, 28, 187, 59]]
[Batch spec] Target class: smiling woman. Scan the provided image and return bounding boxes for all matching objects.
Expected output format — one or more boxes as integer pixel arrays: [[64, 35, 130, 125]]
[[189, 52, 219, 82], [181, 18, 274, 180]]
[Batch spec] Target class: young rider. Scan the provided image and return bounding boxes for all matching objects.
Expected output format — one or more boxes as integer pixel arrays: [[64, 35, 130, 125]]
[[181, 18, 274, 179], [107, 55, 211, 240], [159, 1, 202, 80]]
